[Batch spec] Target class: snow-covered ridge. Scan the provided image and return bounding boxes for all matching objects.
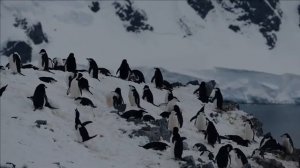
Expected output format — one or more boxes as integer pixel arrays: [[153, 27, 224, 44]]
[[137, 66, 300, 104], [1, 65, 298, 168]]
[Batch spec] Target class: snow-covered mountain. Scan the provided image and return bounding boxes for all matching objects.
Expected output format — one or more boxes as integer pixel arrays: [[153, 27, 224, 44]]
[[1, 0, 300, 75], [1, 66, 299, 168]]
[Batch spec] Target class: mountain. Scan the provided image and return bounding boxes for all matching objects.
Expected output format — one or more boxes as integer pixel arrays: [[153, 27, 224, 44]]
[[1, 0, 300, 75]]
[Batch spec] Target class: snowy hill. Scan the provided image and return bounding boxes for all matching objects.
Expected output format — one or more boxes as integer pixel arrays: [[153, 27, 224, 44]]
[[1, 66, 299, 168], [1, 0, 300, 75]]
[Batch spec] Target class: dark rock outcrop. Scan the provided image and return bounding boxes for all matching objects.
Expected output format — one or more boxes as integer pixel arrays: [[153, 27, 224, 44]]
[[218, 0, 282, 49], [1, 41, 32, 63], [113, 0, 153, 33], [89, 1, 100, 13], [187, 0, 214, 19], [228, 25, 240, 32], [14, 17, 48, 45]]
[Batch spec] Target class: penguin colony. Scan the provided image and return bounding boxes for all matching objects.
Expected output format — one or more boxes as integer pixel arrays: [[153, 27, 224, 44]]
[[1, 50, 296, 168]]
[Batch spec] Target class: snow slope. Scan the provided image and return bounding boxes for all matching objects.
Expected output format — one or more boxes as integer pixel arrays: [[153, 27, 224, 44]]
[[0, 0, 300, 75], [0, 66, 298, 168]]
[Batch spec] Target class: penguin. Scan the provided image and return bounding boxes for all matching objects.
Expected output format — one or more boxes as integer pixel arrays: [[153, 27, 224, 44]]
[[77, 73, 93, 95], [98, 67, 112, 76], [172, 127, 186, 160], [259, 132, 272, 148], [106, 87, 125, 111], [205, 120, 220, 148], [193, 143, 207, 152], [28, 84, 57, 111], [221, 135, 250, 147], [280, 133, 294, 154], [0, 65, 4, 70], [39, 77, 57, 83], [22, 64, 39, 70], [142, 85, 154, 104], [128, 85, 143, 109], [168, 105, 182, 131], [151, 68, 163, 89], [39, 49, 49, 71], [53, 57, 65, 71], [200, 149, 215, 162], [128, 69, 145, 84], [215, 144, 233, 168], [119, 110, 147, 120], [74, 109, 96, 142], [142, 114, 155, 122], [165, 89, 174, 103], [0, 84, 8, 97], [86, 58, 99, 80], [193, 81, 208, 103], [190, 106, 207, 131], [166, 97, 180, 112], [116, 59, 131, 80], [75, 97, 97, 108], [162, 80, 173, 91], [67, 73, 82, 98], [140, 142, 169, 151], [231, 148, 248, 168], [210, 88, 223, 110], [244, 119, 255, 141], [65, 53, 77, 72], [8, 52, 24, 75], [259, 135, 283, 152]]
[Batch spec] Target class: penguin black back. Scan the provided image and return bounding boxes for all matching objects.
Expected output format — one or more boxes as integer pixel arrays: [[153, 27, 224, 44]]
[[194, 81, 208, 103], [142, 85, 154, 104], [117, 59, 131, 80], [75, 97, 97, 108], [65, 53, 76, 72], [140, 142, 169, 151], [40, 49, 49, 71], [77, 73, 93, 95], [87, 58, 99, 79], [174, 105, 183, 128], [234, 148, 248, 165], [129, 69, 145, 84], [151, 68, 163, 89], [205, 120, 220, 147], [216, 144, 233, 168], [0, 85, 8, 97], [119, 110, 147, 120]]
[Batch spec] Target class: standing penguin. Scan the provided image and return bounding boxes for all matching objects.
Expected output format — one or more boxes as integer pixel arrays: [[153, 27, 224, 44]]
[[38, 49, 49, 71], [281, 133, 294, 154], [86, 58, 99, 80], [116, 59, 131, 80], [65, 53, 77, 72], [231, 148, 248, 168], [142, 85, 154, 104], [77, 73, 93, 95], [128, 85, 143, 109], [8, 52, 24, 75], [165, 89, 174, 103], [151, 68, 163, 89], [106, 87, 124, 109], [205, 120, 220, 147], [75, 109, 97, 142], [244, 119, 255, 142], [67, 73, 82, 98], [216, 144, 233, 168], [172, 127, 185, 160], [190, 106, 207, 131], [28, 84, 56, 111], [168, 105, 182, 131], [210, 88, 223, 110], [193, 82, 208, 103]]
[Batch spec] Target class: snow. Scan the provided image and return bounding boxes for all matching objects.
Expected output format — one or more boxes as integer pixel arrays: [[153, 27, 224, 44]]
[[1, 67, 298, 168]]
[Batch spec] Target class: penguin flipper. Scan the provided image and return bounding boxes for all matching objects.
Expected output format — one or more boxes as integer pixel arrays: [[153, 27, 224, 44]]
[[0, 85, 8, 97], [190, 115, 197, 122], [81, 121, 93, 127], [83, 135, 97, 142]]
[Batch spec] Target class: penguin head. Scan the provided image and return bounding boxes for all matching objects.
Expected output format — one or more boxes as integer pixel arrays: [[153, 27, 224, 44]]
[[129, 85, 136, 91], [173, 105, 180, 113], [115, 87, 121, 94], [143, 85, 149, 90], [69, 53, 75, 58], [280, 133, 291, 139], [225, 144, 233, 152], [39, 49, 46, 55], [173, 127, 179, 134], [37, 83, 47, 90]]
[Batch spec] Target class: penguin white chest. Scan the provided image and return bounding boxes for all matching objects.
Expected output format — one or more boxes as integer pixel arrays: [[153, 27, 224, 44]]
[[168, 111, 179, 131], [282, 138, 293, 154], [128, 90, 136, 106], [195, 113, 206, 131], [9, 56, 17, 73], [230, 152, 243, 168], [244, 123, 253, 141], [69, 79, 81, 98]]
